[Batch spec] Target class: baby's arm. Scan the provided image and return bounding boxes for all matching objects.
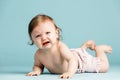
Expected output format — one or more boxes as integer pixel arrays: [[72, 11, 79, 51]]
[[26, 65, 43, 76], [59, 42, 78, 79], [26, 51, 44, 76]]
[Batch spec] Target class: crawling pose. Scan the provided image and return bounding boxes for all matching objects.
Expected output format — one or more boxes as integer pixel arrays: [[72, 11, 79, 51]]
[[26, 14, 112, 79]]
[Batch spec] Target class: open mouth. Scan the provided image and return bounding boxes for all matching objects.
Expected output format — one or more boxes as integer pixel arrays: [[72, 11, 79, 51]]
[[42, 41, 50, 46]]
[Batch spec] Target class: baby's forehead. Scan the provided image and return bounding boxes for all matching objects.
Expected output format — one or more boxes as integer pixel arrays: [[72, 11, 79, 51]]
[[32, 22, 56, 33], [40, 20, 56, 28]]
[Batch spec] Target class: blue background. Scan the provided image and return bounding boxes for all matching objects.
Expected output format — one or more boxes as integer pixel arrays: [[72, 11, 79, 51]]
[[0, 0, 120, 68]]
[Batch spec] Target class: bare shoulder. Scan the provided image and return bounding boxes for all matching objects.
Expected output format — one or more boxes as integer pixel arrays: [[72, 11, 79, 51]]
[[59, 41, 69, 49], [34, 49, 44, 66], [34, 49, 44, 61], [34, 49, 41, 57], [58, 41, 66, 52], [58, 41, 74, 59]]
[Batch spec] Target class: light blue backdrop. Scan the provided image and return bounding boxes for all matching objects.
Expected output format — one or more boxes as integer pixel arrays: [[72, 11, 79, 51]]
[[0, 0, 120, 67]]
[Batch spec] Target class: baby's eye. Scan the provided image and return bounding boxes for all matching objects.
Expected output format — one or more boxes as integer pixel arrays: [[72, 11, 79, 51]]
[[35, 34, 41, 38], [46, 32, 50, 34]]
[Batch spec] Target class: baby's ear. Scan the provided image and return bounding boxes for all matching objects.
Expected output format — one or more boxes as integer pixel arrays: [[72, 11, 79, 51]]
[[56, 28, 59, 34], [55, 29, 59, 39]]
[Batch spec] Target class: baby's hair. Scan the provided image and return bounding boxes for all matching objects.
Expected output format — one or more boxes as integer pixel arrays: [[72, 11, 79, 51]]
[[28, 14, 62, 45]]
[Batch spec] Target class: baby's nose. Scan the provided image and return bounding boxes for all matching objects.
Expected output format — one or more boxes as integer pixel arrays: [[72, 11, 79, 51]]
[[41, 35, 47, 40]]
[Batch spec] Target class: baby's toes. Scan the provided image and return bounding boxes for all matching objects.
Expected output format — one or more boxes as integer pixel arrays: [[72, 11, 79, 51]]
[[105, 46, 112, 53]]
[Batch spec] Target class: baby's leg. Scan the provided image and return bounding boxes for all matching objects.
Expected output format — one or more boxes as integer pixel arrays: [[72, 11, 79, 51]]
[[95, 45, 112, 72], [81, 40, 96, 50]]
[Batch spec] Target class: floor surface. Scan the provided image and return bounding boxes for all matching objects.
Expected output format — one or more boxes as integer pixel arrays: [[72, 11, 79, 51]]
[[0, 66, 120, 80]]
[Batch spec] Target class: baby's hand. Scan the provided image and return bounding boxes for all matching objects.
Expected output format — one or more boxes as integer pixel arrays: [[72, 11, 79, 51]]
[[26, 71, 40, 76], [60, 72, 73, 79]]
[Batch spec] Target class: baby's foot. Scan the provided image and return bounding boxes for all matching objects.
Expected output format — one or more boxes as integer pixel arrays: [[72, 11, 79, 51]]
[[95, 45, 112, 53], [81, 40, 96, 50], [87, 40, 96, 50]]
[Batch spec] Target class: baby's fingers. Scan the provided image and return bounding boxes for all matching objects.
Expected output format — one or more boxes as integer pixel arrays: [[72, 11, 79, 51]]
[[60, 74, 71, 79], [32, 74, 38, 76], [26, 72, 38, 76], [26, 72, 33, 76]]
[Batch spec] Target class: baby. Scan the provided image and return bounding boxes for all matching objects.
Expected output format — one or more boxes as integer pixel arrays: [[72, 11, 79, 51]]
[[26, 14, 112, 79]]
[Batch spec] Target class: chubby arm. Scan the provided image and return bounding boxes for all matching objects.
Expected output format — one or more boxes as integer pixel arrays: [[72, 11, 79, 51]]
[[59, 42, 78, 79], [26, 50, 44, 76]]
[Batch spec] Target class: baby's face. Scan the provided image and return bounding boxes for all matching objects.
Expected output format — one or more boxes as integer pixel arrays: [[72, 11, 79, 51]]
[[31, 20, 58, 49]]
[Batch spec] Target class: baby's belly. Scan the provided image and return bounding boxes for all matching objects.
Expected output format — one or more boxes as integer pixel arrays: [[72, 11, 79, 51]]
[[47, 67, 67, 74], [46, 62, 68, 74]]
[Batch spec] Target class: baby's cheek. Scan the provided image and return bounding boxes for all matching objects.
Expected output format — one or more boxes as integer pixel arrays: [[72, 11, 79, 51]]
[[35, 41, 42, 48]]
